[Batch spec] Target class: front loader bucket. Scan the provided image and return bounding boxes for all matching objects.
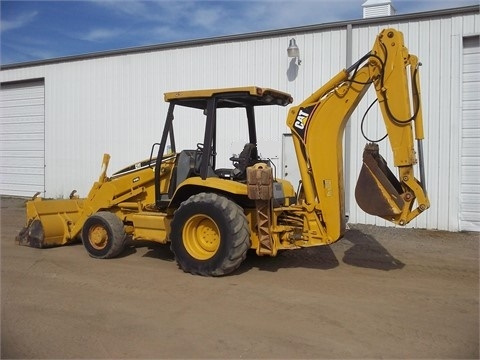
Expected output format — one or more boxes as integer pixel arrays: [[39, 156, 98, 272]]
[[16, 198, 84, 248], [355, 143, 405, 219]]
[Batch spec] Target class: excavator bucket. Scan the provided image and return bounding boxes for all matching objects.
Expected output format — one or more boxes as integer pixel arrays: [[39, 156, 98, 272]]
[[16, 197, 84, 248], [355, 143, 405, 219]]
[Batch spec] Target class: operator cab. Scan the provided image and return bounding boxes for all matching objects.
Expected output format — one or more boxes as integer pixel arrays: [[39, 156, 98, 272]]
[[153, 86, 293, 208]]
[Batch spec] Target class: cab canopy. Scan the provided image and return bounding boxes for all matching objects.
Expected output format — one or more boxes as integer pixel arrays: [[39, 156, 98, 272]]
[[154, 86, 293, 205], [164, 86, 293, 109]]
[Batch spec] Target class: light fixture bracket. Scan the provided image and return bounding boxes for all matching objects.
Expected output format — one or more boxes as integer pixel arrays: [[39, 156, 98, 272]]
[[287, 38, 301, 65]]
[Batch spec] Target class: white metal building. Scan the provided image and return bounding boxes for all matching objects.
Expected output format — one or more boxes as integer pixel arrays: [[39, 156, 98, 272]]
[[1, 5, 479, 232]]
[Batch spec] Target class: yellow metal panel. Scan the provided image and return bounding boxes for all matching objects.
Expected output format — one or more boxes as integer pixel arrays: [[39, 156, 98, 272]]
[[175, 176, 248, 196], [132, 212, 169, 243]]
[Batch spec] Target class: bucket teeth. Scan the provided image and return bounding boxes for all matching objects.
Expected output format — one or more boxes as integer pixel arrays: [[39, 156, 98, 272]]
[[15, 220, 46, 248]]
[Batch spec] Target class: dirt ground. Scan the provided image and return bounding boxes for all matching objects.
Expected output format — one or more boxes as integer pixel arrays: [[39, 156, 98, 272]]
[[0, 196, 478, 359]]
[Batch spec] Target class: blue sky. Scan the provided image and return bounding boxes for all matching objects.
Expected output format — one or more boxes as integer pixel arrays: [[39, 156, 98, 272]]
[[1, 0, 478, 65]]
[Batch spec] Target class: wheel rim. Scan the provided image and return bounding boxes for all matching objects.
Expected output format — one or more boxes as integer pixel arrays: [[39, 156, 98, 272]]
[[88, 225, 108, 250], [183, 214, 220, 260]]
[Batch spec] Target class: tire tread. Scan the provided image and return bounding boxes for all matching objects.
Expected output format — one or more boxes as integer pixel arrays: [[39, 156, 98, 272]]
[[170, 192, 250, 276], [82, 211, 126, 259]]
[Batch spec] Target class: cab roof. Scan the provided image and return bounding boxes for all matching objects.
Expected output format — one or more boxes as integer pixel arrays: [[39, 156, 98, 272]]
[[164, 86, 293, 109]]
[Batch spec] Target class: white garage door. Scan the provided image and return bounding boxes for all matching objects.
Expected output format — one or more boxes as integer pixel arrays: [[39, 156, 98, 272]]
[[0, 80, 45, 197], [460, 36, 480, 232]]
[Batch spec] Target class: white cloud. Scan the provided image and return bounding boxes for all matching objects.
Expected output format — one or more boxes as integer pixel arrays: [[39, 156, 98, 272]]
[[1, 39, 58, 64], [150, 25, 180, 40], [82, 28, 125, 42], [90, 0, 150, 17], [191, 7, 226, 29], [85, 0, 356, 45], [0, 11, 38, 32]]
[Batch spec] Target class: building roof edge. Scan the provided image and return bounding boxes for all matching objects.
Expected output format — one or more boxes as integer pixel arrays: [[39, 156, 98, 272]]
[[1, 5, 478, 71]]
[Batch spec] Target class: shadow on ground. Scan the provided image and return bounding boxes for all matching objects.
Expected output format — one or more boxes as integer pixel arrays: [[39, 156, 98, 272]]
[[237, 227, 404, 274], [59, 227, 405, 275], [342, 228, 405, 271], [123, 239, 175, 262]]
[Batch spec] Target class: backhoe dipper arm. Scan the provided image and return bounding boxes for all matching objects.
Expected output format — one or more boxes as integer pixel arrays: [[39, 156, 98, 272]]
[[286, 28, 430, 242]]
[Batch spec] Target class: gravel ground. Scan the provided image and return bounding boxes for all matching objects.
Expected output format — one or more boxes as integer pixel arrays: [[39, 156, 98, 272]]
[[1, 196, 478, 359]]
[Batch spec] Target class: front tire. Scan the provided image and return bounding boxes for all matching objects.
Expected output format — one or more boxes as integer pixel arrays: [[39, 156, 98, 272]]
[[170, 193, 250, 276], [82, 211, 126, 259]]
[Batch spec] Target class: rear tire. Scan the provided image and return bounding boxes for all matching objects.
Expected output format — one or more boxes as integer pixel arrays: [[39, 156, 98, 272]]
[[170, 193, 250, 276], [82, 211, 126, 259]]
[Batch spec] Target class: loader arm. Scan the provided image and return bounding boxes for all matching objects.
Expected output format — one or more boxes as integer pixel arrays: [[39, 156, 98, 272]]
[[286, 28, 430, 242], [16, 154, 175, 248]]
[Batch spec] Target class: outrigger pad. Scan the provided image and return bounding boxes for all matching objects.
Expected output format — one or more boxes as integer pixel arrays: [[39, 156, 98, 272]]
[[355, 143, 405, 218], [16, 220, 45, 248]]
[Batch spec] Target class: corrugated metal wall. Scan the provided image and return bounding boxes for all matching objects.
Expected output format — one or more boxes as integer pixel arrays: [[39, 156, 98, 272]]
[[0, 8, 478, 231]]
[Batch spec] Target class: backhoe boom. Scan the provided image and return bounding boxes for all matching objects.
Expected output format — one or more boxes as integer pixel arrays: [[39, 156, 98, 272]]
[[286, 28, 430, 242]]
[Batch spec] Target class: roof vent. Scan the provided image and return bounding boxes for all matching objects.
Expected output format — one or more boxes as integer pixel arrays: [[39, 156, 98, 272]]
[[362, 0, 396, 18]]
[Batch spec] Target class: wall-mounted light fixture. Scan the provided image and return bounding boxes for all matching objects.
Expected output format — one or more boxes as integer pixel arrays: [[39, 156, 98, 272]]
[[287, 38, 301, 65]]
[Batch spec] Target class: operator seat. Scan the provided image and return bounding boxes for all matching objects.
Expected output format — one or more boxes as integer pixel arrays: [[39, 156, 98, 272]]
[[231, 143, 258, 180]]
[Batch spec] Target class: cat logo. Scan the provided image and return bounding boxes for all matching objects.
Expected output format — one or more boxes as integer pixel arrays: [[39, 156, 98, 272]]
[[292, 105, 315, 141], [294, 109, 310, 130]]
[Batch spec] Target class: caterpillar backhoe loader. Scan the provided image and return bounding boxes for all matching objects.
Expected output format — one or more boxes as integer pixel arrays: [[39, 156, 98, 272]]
[[16, 28, 429, 276]]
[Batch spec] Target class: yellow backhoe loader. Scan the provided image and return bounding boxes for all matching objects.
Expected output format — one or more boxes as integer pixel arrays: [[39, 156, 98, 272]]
[[16, 28, 429, 276]]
